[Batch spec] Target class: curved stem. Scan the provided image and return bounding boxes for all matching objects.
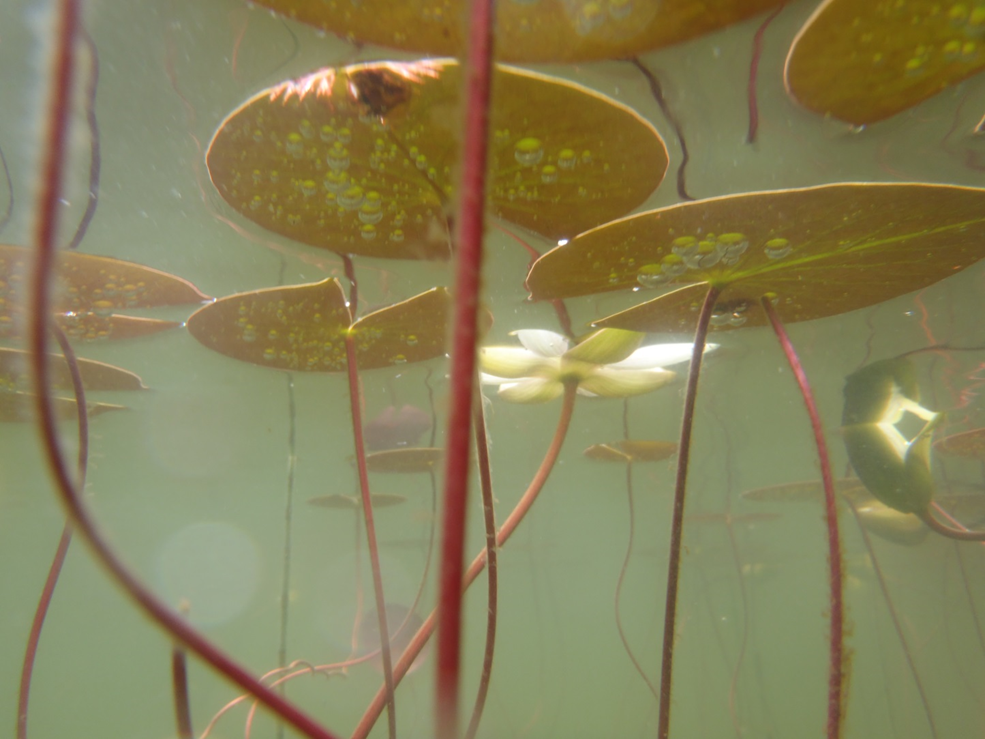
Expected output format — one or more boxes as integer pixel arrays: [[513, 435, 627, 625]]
[[463, 393, 498, 739], [657, 284, 720, 739], [65, 28, 100, 250], [350, 381, 578, 739], [745, 4, 785, 144], [614, 460, 660, 700], [760, 297, 846, 739], [919, 508, 985, 541], [27, 5, 340, 737], [435, 0, 495, 735], [18, 325, 88, 739], [344, 332, 397, 739]]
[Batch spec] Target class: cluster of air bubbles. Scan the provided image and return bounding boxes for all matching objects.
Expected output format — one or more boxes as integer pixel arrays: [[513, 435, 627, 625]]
[[636, 233, 749, 288], [572, 0, 635, 35], [514, 137, 544, 166], [710, 300, 750, 328]]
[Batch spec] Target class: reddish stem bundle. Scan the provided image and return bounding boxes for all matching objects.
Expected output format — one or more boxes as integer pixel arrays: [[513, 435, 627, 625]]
[[28, 3, 341, 738], [434, 0, 496, 737]]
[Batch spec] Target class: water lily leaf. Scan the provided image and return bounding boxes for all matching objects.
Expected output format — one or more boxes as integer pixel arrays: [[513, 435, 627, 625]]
[[187, 281, 458, 371], [308, 493, 407, 510], [785, 0, 985, 125], [584, 439, 677, 463], [0, 391, 126, 423], [206, 60, 665, 256], [350, 288, 452, 370], [363, 447, 443, 473], [935, 427, 985, 459], [56, 314, 182, 342], [255, 0, 783, 63], [0, 348, 146, 393], [187, 279, 351, 371], [0, 244, 210, 342], [740, 478, 869, 503], [524, 184, 985, 333]]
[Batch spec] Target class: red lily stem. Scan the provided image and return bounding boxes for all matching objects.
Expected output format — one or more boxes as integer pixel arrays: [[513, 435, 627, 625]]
[[918, 509, 985, 541], [351, 381, 578, 739], [745, 4, 785, 145], [657, 284, 720, 739], [435, 0, 495, 735], [463, 392, 498, 739], [344, 332, 397, 739], [172, 644, 194, 739], [18, 326, 87, 739], [27, 4, 340, 738], [760, 296, 846, 739], [65, 28, 100, 250]]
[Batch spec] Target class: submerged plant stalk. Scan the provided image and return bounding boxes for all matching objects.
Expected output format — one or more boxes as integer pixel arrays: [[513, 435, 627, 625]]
[[760, 297, 846, 739], [657, 284, 720, 739], [434, 0, 495, 736], [351, 381, 578, 739], [464, 394, 498, 739], [344, 331, 397, 739], [28, 4, 340, 737]]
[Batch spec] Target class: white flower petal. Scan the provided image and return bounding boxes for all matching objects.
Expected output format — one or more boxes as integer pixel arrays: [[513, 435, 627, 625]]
[[497, 377, 564, 404], [512, 329, 570, 357], [480, 346, 558, 379], [609, 342, 718, 370], [579, 367, 676, 398], [480, 372, 512, 386], [563, 328, 643, 365]]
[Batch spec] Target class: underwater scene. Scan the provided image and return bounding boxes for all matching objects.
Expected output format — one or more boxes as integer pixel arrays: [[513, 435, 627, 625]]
[[3, 1, 985, 738]]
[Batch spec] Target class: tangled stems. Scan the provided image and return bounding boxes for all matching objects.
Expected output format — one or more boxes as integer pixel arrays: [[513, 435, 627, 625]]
[[350, 381, 578, 739], [657, 284, 720, 739], [17, 327, 87, 739], [28, 3, 340, 738], [760, 296, 846, 739]]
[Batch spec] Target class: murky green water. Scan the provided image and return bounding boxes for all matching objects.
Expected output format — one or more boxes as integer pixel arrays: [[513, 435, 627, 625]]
[[2, 2, 985, 738]]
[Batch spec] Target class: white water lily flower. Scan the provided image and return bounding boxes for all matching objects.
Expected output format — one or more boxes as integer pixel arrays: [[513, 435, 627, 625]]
[[480, 328, 717, 404]]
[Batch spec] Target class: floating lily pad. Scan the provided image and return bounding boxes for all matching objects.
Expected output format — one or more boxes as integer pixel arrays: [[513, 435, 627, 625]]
[[206, 60, 666, 257], [363, 447, 443, 473], [0, 348, 146, 393], [934, 427, 985, 458], [524, 184, 985, 333], [256, 0, 783, 63], [0, 391, 126, 423], [685, 511, 781, 525], [186, 281, 456, 372], [308, 493, 407, 510], [0, 244, 209, 342], [584, 439, 677, 463], [785, 0, 985, 125], [740, 478, 868, 503]]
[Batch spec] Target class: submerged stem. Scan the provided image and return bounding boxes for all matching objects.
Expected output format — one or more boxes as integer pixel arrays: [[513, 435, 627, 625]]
[[435, 0, 495, 734], [28, 5, 340, 737], [919, 508, 985, 541], [463, 393, 498, 739], [657, 284, 721, 739], [344, 332, 397, 739], [760, 297, 846, 739], [350, 381, 578, 739], [18, 326, 87, 739]]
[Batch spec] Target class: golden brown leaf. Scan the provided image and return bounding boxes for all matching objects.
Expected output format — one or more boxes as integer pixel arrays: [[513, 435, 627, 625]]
[[786, 0, 985, 125]]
